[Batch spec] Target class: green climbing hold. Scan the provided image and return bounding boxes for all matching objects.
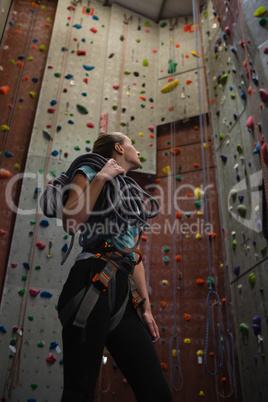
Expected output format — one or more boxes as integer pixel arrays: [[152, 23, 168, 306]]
[[219, 133, 224, 140], [168, 59, 177, 74], [259, 18, 267, 26], [232, 239, 237, 250], [144, 21, 151, 27], [164, 256, 169, 263], [30, 220, 36, 224], [143, 59, 149, 67], [112, 105, 118, 111], [139, 157, 147, 162], [130, 138, 135, 144], [213, 83, 218, 90], [63, 234, 69, 239], [43, 129, 52, 140], [260, 245, 267, 255], [10, 338, 17, 346], [176, 175, 182, 181], [248, 272, 255, 286], [21, 275, 27, 281], [49, 169, 57, 177], [31, 383, 38, 390], [163, 246, 170, 252], [74, 145, 80, 151], [239, 323, 249, 336], [207, 276, 215, 287], [140, 90, 146, 94], [160, 22, 167, 28], [9, 59, 15, 64], [230, 189, 237, 201], [254, 7, 267, 17], [220, 73, 228, 85], [185, 212, 191, 218], [237, 144, 243, 154], [203, 10, 208, 18], [120, 122, 126, 126], [28, 315, 34, 321], [231, 94, 236, 99], [54, 72, 61, 77], [76, 104, 88, 114], [85, 140, 91, 144], [136, 39, 141, 43], [237, 204, 246, 218], [35, 265, 41, 270], [214, 54, 218, 60], [18, 289, 26, 295], [124, 71, 131, 75], [29, 91, 35, 99], [39, 45, 46, 51], [14, 163, 19, 169], [194, 200, 203, 209], [140, 104, 145, 108], [28, 56, 33, 61]]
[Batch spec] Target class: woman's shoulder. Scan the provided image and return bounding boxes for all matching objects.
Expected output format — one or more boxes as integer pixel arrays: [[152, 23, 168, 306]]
[[71, 164, 96, 182]]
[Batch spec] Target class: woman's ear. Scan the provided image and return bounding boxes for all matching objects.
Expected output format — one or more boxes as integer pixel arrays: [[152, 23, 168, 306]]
[[114, 142, 124, 155]]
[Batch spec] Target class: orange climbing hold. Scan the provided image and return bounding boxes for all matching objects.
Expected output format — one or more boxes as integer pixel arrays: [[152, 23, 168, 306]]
[[161, 363, 167, 371], [22, 76, 30, 81], [176, 212, 181, 219], [175, 44, 180, 48], [185, 55, 189, 58], [259, 103, 263, 110], [169, 106, 174, 111], [160, 301, 167, 309], [31, 2, 39, 8], [196, 278, 204, 285], [0, 86, 10, 95], [186, 193, 194, 197], [17, 61, 24, 67], [184, 314, 191, 321], [0, 168, 11, 178], [155, 178, 161, 183], [194, 126, 199, 130], [186, 80, 192, 85], [140, 96, 146, 101], [141, 235, 147, 241], [193, 163, 199, 168], [0, 229, 7, 236], [170, 147, 180, 155], [175, 255, 181, 262], [149, 133, 154, 138], [167, 77, 174, 82], [209, 99, 215, 104]]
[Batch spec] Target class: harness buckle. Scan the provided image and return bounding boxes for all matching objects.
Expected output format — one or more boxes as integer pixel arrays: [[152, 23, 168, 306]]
[[92, 273, 109, 292], [132, 290, 146, 309]]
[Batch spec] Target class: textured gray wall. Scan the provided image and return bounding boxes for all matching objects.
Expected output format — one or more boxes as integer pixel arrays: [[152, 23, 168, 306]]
[[203, 0, 268, 401]]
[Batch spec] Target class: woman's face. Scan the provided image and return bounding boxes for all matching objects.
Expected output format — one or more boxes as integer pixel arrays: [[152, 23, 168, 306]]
[[121, 136, 141, 170]]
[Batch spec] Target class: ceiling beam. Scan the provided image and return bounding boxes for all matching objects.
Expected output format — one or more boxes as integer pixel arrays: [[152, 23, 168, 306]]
[[156, 0, 167, 23]]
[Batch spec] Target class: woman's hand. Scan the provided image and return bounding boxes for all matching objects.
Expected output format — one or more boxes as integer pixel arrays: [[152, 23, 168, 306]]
[[97, 159, 125, 182], [141, 311, 160, 343]]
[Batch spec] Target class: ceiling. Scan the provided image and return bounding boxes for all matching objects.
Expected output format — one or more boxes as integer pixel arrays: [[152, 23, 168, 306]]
[[95, 0, 206, 22]]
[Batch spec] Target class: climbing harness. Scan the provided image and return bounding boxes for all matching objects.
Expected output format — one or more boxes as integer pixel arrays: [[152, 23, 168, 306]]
[[40, 152, 160, 264], [58, 249, 145, 334]]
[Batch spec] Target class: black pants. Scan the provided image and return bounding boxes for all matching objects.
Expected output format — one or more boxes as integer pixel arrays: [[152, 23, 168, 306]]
[[58, 257, 172, 402]]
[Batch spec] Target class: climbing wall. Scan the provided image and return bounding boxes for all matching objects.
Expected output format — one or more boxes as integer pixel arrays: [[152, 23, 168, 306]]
[[0, 0, 12, 40], [202, 0, 268, 401]]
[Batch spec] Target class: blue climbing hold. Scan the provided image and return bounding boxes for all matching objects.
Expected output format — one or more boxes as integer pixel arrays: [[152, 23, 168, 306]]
[[65, 74, 73, 79], [49, 341, 58, 349], [82, 92, 87, 96], [4, 151, 13, 158], [231, 46, 237, 54], [73, 24, 82, 29], [68, 120, 74, 125], [9, 21, 15, 26], [40, 291, 53, 298], [32, 78, 38, 83], [81, 38, 86, 42], [83, 65, 95, 71], [61, 47, 68, 52], [85, 147, 91, 152], [40, 219, 49, 227], [18, 55, 25, 60], [23, 262, 30, 270], [0, 325, 7, 333], [51, 150, 59, 156], [19, 97, 24, 102], [50, 100, 57, 106], [56, 125, 62, 132], [93, 15, 99, 20], [61, 243, 68, 253], [253, 142, 260, 154], [240, 89, 246, 100]]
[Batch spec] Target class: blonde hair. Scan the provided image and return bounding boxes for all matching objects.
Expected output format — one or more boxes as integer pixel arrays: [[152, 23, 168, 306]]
[[92, 132, 126, 158]]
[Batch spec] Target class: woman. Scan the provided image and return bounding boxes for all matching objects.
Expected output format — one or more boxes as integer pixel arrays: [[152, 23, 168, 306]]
[[58, 132, 172, 402]]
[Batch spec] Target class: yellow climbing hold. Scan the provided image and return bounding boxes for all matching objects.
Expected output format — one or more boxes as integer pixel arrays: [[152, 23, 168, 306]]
[[196, 233, 202, 239], [184, 338, 191, 343], [1, 125, 10, 131], [29, 91, 35, 98], [199, 391, 205, 397], [172, 349, 178, 357], [191, 51, 201, 57], [254, 7, 267, 17], [139, 132, 144, 137], [169, 39, 173, 43], [194, 187, 204, 200], [196, 350, 204, 357], [197, 211, 202, 216], [162, 166, 171, 175], [161, 79, 179, 93], [162, 280, 168, 285], [203, 142, 207, 149]]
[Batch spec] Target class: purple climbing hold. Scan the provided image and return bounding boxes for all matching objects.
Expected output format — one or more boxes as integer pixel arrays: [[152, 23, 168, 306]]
[[238, 195, 244, 203], [234, 265, 240, 276], [220, 154, 228, 163]]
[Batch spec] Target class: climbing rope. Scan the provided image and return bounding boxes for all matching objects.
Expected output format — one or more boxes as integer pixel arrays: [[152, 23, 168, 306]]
[[192, 0, 224, 376], [167, 19, 183, 392]]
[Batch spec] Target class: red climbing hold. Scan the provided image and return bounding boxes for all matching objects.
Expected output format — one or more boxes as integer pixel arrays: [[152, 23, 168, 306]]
[[83, 78, 88, 84], [148, 125, 154, 132], [90, 27, 97, 33], [246, 115, 254, 130], [46, 353, 57, 364], [36, 241, 46, 250], [47, 108, 55, 113], [170, 147, 180, 155], [0, 168, 11, 178], [77, 50, 86, 56], [87, 123, 94, 128]]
